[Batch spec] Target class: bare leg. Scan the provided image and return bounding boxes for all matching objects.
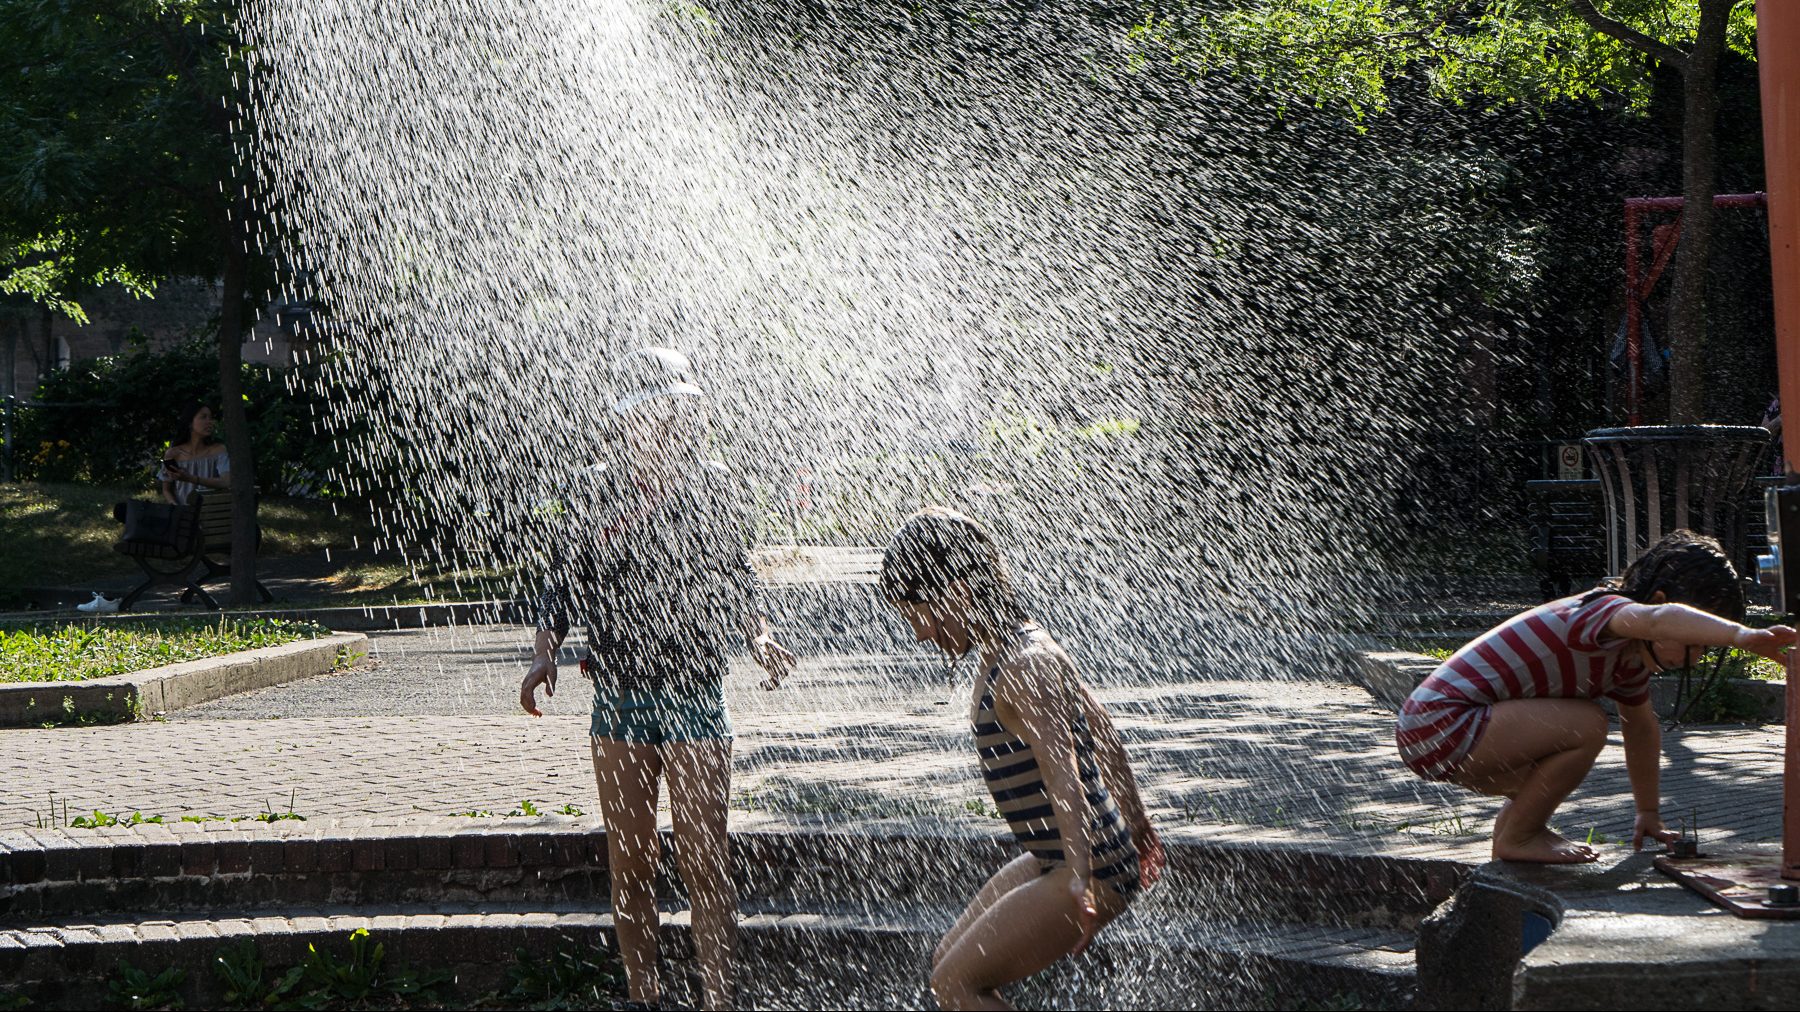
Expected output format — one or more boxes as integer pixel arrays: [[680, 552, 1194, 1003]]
[[1451, 699, 1608, 864], [934, 854, 1045, 970], [930, 865, 1126, 1011], [593, 739, 664, 1003], [667, 738, 736, 1011]]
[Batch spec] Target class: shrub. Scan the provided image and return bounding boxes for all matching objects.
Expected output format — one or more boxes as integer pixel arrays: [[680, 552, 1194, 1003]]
[[11, 334, 347, 495]]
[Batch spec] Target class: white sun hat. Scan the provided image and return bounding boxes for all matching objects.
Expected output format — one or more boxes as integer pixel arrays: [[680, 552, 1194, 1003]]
[[611, 347, 706, 417]]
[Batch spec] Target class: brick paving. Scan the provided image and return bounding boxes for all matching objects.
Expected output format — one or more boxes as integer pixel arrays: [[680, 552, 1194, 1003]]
[[0, 623, 1786, 859]]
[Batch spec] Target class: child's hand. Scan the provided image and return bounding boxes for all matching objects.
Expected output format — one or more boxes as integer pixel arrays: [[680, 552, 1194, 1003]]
[[1069, 875, 1100, 956], [1633, 810, 1679, 852], [1136, 822, 1167, 890], [1734, 625, 1798, 663], [754, 633, 797, 690], [519, 654, 557, 716]]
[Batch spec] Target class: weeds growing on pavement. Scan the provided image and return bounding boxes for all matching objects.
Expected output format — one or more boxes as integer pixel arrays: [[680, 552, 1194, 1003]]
[[448, 799, 587, 819], [211, 929, 448, 1009], [1342, 804, 1480, 838], [103, 961, 186, 1010], [500, 941, 626, 1010], [34, 790, 303, 829]]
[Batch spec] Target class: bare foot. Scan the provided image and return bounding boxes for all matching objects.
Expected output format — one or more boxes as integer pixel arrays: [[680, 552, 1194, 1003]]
[[1494, 828, 1598, 864], [1493, 800, 1514, 841]]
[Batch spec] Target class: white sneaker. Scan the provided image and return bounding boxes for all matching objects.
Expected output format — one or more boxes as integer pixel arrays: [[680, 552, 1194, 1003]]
[[76, 592, 120, 614]]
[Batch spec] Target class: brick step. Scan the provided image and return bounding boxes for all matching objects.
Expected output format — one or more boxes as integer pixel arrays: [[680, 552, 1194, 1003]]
[[0, 898, 1416, 1010], [0, 820, 1466, 933]]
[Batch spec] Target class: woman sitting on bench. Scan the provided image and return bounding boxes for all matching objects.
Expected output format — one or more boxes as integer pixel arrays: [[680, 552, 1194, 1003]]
[[160, 404, 232, 505]]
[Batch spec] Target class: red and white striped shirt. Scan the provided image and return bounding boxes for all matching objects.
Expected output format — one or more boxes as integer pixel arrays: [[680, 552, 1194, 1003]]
[[1396, 594, 1650, 779]]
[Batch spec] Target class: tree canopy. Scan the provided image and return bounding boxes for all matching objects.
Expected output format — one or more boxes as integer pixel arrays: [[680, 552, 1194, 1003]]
[[2, 0, 273, 601], [1133, 1, 1757, 119], [0, 0, 247, 320]]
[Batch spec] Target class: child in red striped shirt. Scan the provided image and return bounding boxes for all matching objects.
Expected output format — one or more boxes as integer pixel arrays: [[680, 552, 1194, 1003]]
[[1397, 530, 1795, 863]]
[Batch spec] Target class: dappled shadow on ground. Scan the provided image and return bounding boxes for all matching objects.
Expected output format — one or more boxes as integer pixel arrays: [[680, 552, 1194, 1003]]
[[4, 620, 1783, 852], [731, 675, 1790, 852]]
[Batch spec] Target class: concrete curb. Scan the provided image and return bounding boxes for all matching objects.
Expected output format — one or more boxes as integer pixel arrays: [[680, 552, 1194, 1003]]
[[1352, 649, 1442, 710], [0, 601, 527, 633], [0, 632, 367, 727]]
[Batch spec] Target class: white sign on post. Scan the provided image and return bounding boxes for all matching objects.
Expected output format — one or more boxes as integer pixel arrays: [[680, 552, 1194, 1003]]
[[1557, 443, 1584, 480]]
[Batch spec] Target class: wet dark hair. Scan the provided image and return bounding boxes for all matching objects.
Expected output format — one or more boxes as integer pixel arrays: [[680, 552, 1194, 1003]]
[[880, 507, 1030, 632], [174, 404, 217, 447], [1581, 529, 1745, 622]]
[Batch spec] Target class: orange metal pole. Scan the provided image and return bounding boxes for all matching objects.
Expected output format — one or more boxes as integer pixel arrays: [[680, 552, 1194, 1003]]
[[1759, 0, 1800, 881]]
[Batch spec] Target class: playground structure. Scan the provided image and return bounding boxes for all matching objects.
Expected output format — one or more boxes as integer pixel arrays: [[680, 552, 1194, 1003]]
[[1620, 191, 1767, 426]]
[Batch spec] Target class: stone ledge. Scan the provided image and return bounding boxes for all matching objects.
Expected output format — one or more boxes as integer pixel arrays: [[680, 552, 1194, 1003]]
[[1352, 649, 1442, 710], [1508, 845, 1800, 1010], [0, 632, 367, 727], [0, 818, 1468, 931], [0, 899, 1418, 1011]]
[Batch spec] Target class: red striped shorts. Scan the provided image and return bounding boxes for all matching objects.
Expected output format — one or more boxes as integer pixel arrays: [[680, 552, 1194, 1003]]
[[1395, 698, 1491, 782]]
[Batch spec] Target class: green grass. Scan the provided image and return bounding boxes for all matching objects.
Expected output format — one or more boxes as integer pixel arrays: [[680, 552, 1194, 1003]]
[[0, 481, 519, 609], [0, 482, 139, 606], [0, 481, 374, 607], [0, 617, 326, 683]]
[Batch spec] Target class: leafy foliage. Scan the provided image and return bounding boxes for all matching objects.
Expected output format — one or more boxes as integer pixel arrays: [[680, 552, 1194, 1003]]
[[1132, 1, 1758, 119], [11, 337, 346, 493], [500, 943, 625, 1011], [211, 930, 447, 1010], [0, 0, 254, 317], [103, 960, 186, 1011]]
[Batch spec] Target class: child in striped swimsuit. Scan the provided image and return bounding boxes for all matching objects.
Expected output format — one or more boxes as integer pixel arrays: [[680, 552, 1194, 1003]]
[[880, 507, 1164, 1011], [1397, 530, 1795, 864]]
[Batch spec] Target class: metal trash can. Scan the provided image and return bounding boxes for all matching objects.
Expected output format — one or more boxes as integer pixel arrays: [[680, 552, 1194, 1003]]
[[1583, 425, 1771, 576]]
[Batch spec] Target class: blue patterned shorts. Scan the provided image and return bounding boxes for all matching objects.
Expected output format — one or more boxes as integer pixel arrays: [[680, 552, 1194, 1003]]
[[591, 688, 732, 744]]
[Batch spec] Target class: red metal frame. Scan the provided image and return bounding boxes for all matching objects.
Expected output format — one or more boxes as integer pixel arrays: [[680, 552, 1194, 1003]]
[[1621, 192, 1767, 424]]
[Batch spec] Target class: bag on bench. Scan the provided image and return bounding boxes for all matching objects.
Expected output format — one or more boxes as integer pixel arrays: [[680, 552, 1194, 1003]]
[[119, 500, 194, 550]]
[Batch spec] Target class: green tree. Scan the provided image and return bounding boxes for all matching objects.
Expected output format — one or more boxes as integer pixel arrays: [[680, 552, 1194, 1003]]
[[0, 0, 268, 602], [1135, 1, 1759, 423]]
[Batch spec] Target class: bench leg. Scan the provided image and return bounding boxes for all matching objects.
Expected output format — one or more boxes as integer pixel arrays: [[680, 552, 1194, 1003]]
[[256, 581, 273, 604], [119, 577, 156, 612], [186, 582, 221, 610]]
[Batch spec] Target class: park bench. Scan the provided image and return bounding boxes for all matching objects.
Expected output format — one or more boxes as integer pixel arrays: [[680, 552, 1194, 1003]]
[[1523, 479, 1608, 599], [1524, 475, 1776, 601], [113, 491, 273, 610]]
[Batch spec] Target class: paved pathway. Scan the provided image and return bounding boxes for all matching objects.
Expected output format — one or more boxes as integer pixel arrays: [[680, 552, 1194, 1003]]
[[0, 624, 1786, 860]]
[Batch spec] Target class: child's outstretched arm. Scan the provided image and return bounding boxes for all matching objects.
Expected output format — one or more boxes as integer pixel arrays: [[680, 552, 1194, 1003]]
[[1616, 699, 1678, 851], [1607, 603, 1798, 660]]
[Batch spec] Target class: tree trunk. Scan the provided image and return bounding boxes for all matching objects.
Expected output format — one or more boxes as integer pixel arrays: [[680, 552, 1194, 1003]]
[[1664, 0, 1736, 423], [218, 209, 261, 605]]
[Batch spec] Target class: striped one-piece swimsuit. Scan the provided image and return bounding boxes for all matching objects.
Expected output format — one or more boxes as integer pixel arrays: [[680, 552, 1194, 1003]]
[[974, 664, 1140, 896]]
